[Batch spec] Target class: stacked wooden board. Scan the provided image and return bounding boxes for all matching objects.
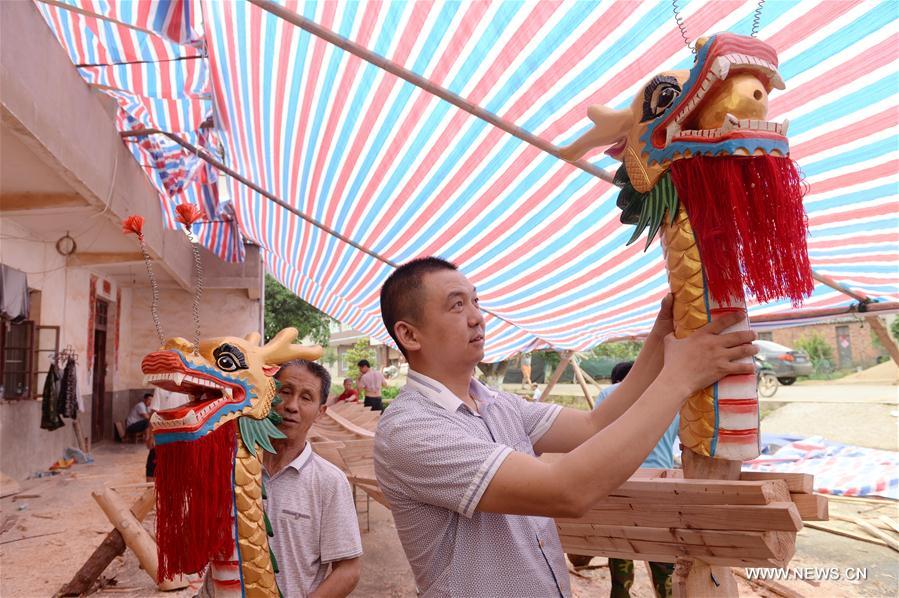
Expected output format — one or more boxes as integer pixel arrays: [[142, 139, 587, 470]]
[[311, 411, 828, 568], [556, 467, 827, 568]]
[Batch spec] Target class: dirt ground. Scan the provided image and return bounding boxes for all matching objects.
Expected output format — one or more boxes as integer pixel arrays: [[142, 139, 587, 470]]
[[3, 443, 897, 597]]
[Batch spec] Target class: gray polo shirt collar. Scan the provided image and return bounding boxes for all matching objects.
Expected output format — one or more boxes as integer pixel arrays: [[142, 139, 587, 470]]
[[267, 441, 314, 481], [406, 370, 496, 414]]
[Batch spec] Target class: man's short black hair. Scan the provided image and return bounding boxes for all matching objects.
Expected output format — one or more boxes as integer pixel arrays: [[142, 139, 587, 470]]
[[610, 361, 634, 385], [143, 392, 154, 400], [357, 359, 370, 369], [275, 360, 331, 405], [380, 257, 458, 356]]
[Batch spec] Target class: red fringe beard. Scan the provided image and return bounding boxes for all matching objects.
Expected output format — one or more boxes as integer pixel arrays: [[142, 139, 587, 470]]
[[669, 155, 814, 305], [155, 419, 237, 582]]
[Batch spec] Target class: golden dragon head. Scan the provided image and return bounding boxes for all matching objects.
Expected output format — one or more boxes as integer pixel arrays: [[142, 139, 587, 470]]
[[561, 32, 788, 193], [143, 327, 322, 450]]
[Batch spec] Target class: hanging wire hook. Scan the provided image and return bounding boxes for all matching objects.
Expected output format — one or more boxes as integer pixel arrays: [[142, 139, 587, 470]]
[[751, 0, 766, 37], [671, 0, 694, 53]]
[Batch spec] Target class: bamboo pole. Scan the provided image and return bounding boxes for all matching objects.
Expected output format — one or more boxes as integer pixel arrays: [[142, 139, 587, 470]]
[[571, 358, 594, 409], [92, 488, 187, 590], [866, 316, 899, 367], [59, 487, 156, 596], [537, 351, 572, 402]]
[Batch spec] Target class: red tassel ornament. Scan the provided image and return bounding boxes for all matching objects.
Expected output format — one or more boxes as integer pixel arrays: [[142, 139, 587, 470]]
[[122, 215, 145, 238], [670, 155, 814, 306], [155, 420, 237, 581], [175, 203, 204, 228]]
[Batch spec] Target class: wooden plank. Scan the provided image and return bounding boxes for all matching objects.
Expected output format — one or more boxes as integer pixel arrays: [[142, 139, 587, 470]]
[[608, 478, 785, 506], [878, 516, 899, 535], [324, 410, 375, 438], [740, 472, 813, 494], [804, 522, 889, 547], [558, 502, 802, 532], [789, 493, 828, 521], [831, 515, 899, 552], [558, 533, 778, 561], [558, 538, 783, 568], [556, 524, 774, 551], [0, 192, 87, 212]]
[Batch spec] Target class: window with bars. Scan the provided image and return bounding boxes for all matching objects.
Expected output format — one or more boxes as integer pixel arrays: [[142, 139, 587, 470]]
[[1, 319, 35, 400]]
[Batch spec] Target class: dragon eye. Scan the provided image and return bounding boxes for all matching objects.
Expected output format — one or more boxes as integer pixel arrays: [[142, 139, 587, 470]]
[[216, 354, 238, 371], [641, 75, 682, 122], [650, 84, 681, 117], [657, 86, 679, 109], [213, 343, 247, 372]]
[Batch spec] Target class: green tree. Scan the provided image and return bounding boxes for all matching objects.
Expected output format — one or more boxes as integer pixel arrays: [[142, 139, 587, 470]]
[[589, 341, 643, 361], [793, 333, 834, 373], [344, 338, 376, 381], [264, 274, 333, 344], [891, 317, 899, 343]]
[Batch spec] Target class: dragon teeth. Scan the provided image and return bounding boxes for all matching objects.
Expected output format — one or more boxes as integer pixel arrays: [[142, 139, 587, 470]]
[[223, 387, 233, 400], [173, 372, 185, 386]]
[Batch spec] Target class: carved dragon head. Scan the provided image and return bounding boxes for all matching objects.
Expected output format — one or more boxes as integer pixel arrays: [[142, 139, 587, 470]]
[[562, 33, 788, 193], [562, 32, 812, 306], [143, 328, 322, 451]]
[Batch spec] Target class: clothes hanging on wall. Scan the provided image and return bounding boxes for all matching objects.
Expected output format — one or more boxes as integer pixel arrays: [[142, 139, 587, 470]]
[[40, 362, 64, 431], [0, 264, 29, 322], [58, 357, 79, 419]]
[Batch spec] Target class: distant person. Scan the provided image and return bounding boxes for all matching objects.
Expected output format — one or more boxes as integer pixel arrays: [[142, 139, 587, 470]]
[[335, 378, 359, 403], [588, 360, 679, 598], [520, 352, 533, 388], [125, 393, 154, 436], [357, 359, 387, 411]]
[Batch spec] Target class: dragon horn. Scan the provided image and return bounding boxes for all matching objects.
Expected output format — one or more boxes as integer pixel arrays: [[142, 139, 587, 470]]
[[260, 327, 323, 364]]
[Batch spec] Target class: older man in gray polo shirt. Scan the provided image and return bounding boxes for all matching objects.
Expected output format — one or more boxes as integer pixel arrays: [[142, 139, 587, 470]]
[[264, 360, 363, 597], [374, 258, 757, 597]]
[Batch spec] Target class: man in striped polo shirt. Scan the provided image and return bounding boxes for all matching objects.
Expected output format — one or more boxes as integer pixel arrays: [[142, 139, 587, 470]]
[[373, 257, 756, 597]]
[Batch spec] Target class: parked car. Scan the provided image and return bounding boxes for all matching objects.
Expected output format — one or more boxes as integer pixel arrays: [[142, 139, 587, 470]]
[[752, 340, 813, 385]]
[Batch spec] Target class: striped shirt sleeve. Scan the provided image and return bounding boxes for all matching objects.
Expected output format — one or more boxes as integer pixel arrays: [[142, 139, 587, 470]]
[[515, 396, 563, 445]]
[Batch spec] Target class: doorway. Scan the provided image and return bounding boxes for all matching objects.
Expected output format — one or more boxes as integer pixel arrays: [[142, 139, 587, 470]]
[[91, 299, 109, 443]]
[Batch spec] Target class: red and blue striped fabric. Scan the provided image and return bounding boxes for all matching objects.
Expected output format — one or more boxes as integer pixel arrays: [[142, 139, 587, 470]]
[[744, 437, 899, 500], [35, 0, 899, 361]]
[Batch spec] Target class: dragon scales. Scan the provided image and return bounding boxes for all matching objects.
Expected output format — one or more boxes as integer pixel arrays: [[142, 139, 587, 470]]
[[144, 328, 321, 597], [562, 33, 813, 462]]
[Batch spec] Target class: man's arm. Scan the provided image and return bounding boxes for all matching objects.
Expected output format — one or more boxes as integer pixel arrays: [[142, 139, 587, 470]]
[[533, 294, 673, 454], [477, 312, 757, 519], [309, 557, 361, 598]]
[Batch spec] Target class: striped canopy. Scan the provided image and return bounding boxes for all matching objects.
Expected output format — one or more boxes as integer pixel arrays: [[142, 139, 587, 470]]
[[36, 0, 899, 361]]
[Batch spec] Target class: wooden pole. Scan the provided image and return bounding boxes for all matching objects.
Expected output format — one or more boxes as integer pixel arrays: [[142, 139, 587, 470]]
[[866, 316, 899, 367], [571, 358, 595, 409], [537, 351, 572, 402], [92, 488, 187, 591], [577, 365, 606, 396], [673, 449, 741, 597], [59, 488, 156, 596]]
